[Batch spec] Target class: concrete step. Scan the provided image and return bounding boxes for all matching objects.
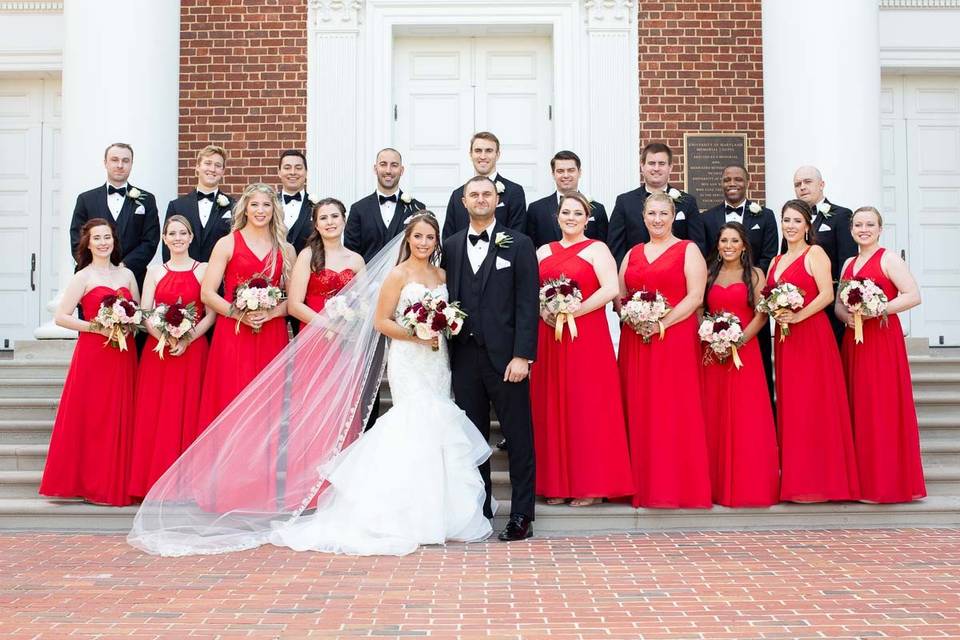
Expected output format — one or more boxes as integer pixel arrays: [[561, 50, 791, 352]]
[[0, 420, 54, 443], [910, 372, 960, 393], [0, 378, 66, 398], [0, 399, 59, 421], [0, 498, 137, 531], [0, 470, 42, 498], [0, 444, 46, 471], [0, 360, 68, 380], [915, 390, 960, 421], [920, 438, 960, 466]]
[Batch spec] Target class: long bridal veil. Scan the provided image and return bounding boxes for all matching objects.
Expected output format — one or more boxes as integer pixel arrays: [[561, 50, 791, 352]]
[[128, 235, 405, 556]]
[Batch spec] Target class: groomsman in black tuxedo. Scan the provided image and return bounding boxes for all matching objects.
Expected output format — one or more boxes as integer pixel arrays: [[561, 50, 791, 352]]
[[526, 150, 609, 247], [789, 165, 857, 342], [344, 148, 426, 263], [608, 142, 706, 265], [163, 145, 234, 262], [442, 131, 526, 240], [69, 142, 159, 292], [277, 150, 315, 254], [702, 164, 777, 401], [441, 176, 538, 541]]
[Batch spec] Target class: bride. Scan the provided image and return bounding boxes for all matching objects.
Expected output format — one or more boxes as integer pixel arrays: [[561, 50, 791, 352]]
[[128, 211, 492, 556]]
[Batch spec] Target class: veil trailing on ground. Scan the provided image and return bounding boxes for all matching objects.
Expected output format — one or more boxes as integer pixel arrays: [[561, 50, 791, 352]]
[[128, 234, 405, 556]]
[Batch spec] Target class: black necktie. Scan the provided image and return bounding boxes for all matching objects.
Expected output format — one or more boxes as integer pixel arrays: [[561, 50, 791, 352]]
[[283, 192, 302, 204], [197, 191, 215, 202], [725, 205, 742, 217], [379, 193, 398, 205], [468, 230, 489, 246], [108, 185, 127, 197]]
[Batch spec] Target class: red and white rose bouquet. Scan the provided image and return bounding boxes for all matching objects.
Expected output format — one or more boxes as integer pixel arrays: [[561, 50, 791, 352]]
[[147, 299, 199, 359], [231, 274, 284, 334], [89, 292, 143, 351], [539, 275, 583, 341], [398, 292, 466, 351], [838, 277, 888, 344], [619, 289, 671, 343], [756, 282, 805, 340], [698, 311, 745, 369]]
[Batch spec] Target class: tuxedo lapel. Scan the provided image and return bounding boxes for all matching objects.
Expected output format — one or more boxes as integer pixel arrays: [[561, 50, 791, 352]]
[[287, 198, 311, 243], [445, 235, 462, 301], [548, 192, 563, 239], [116, 189, 135, 239], [478, 224, 503, 294], [203, 194, 224, 245]]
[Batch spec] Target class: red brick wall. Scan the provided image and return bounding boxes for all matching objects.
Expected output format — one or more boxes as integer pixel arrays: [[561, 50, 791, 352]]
[[178, 0, 308, 196], [637, 1, 765, 202]]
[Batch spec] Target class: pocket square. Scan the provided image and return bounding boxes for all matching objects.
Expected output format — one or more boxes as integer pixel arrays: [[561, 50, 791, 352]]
[[221, 211, 232, 219], [819, 223, 831, 231], [751, 223, 760, 230], [675, 212, 686, 221], [134, 205, 146, 215], [496, 202, 505, 208], [496, 256, 511, 270]]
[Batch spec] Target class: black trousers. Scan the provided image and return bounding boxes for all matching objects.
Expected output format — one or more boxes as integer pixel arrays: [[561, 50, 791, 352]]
[[451, 338, 535, 520]]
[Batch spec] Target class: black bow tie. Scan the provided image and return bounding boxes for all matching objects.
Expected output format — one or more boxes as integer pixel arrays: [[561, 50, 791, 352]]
[[378, 193, 398, 205], [468, 230, 490, 246], [725, 205, 743, 216], [283, 192, 302, 204], [197, 191, 215, 202], [108, 185, 127, 197]]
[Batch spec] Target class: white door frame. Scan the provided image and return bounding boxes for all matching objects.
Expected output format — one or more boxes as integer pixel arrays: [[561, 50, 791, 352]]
[[307, 0, 639, 212]]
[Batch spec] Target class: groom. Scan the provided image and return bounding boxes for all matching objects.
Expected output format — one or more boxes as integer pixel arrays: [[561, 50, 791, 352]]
[[442, 175, 539, 541]]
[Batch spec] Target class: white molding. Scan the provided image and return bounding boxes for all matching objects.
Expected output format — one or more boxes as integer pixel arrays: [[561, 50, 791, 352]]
[[583, 0, 634, 29], [0, 48, 61, 71], [308, 0, 363, 30], [881, 46, 960, 69], [879, 0, 960, 7], [0, 1, 62, 11]]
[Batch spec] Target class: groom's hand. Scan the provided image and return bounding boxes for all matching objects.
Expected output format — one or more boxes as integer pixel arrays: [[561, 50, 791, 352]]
[[503, 357, 529, 383]]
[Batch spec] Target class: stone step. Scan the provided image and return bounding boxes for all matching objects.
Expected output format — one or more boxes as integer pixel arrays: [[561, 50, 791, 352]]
[[0, 379, 67, 398], [0, 399, 58, 421], [914, 391, 960, 421], [0, 444, 46, 471], [0, 470, 42, 498], [0, 360, 68, 380], [0, 420, 54, 443], [910, 372, 960, 393], [919, 438, 960, 466], [0, 498, 137, 531]]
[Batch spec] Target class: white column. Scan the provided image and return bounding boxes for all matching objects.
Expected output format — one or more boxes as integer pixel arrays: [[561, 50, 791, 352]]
[[762, 0, 881, 212], [583, 0, 639, 207], [307, 0, 362, 207], [35, 0, 180, 339]]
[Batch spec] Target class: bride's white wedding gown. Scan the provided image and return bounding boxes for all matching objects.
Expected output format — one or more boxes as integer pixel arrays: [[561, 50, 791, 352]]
[[269, 282, 492, 556]]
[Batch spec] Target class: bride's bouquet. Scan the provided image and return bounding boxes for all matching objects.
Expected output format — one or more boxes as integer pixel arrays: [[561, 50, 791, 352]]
[[756, 282, 804, 341], [698, 311, 745, 369], [231, 273, 284, 334], [838, 277, 888, 344], [88, 292, 143, 351], [539, 275, 582, 342], [398, 292, 467, 351], [619, 289, 671, 343], [147, 299, 198, 359]]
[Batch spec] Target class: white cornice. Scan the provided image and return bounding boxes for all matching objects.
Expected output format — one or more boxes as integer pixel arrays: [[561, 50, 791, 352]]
[[879, 0, 960, 8], [0, 1, 63, 11]]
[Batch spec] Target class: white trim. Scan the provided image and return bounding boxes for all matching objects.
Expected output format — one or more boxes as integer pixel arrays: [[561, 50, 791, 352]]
[[881, 47, 960, 69], [879, 0, 960, 7], [0, 1, 62, 11], [0, 49, 61, 72]]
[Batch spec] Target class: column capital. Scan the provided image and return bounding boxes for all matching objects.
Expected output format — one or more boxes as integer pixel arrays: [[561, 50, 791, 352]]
[[309, 0, 363, 31], [582, 0, 634, 31]]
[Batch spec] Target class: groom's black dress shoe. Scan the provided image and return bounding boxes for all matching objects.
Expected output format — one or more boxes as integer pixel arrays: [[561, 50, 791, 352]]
[[498, 514, 533, 541]]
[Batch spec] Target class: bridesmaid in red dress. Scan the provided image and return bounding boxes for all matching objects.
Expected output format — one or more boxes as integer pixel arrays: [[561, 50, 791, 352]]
[[769, 199, 859, 502], [128, 216, 217, 499], [700, 222, 779, 507], [39, 218, 139, 506], [617, 192, 712, 509], [836, 206, 924, 503], [530, 192, 634, 507], [197, 183, 294, 431]]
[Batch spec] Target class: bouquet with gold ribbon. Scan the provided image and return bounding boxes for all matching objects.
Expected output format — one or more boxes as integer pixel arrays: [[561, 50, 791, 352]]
[[88, 292, 143, 351], [756, 282, 804, 341], [838, 277, 888, 344], [539, 275, 582, 342], [698, 311, 745, 369], [231, 274, 284, 334], [620, 289, 670, 343], [147, 299, 198, 359], [398, 291, 466, 351]]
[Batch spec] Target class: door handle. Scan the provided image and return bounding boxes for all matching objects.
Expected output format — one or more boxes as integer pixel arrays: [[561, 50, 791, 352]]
[[30, 253, 36, 291], [900, 249, 906, 261]]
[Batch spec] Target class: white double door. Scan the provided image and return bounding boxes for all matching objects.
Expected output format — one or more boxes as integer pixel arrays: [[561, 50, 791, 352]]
[[393, 36, 554, 222], [881, 74, 960, 346], [0, 78, 62, 347]]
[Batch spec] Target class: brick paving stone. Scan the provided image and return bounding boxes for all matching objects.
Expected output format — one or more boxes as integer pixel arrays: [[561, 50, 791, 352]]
[[0, 529, 958, 639]]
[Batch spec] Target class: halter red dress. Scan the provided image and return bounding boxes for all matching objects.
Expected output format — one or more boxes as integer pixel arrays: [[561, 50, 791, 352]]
[[39, 286, 137, 506], [701, 281, 780, 507], [770, 248, 860, 502], [840, 248, 925, 503], [530, 240, 634, 500], [128, 263, 209, 499], [618, 241, 712, 509]]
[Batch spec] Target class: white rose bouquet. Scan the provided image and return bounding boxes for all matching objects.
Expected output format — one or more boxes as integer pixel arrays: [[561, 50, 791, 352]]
[[231, 274, 284, 334], [147, 299, 199, 359], [88, 292, 143, 351], [539, 275, 583, 342], [398, 291, 466, 351], [619, 289, 671, 343], [698, 311, 745, 368], [838, 277, 888, 344], [756, 282, 805, 340]]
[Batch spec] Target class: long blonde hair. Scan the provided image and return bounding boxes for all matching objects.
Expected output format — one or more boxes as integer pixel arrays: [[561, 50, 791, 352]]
[[231, 182, 294, 283]]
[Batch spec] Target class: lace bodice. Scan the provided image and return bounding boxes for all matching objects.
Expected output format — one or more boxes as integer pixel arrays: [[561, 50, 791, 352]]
[[388, 282, 452, 404]]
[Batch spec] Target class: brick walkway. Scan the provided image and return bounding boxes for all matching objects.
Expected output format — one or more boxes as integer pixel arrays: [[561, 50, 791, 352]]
[[1, 529, 958, 639]]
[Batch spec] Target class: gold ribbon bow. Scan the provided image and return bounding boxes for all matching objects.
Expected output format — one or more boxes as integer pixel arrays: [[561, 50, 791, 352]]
[[853, 311, 864, 344], [554, 313, 579, 342]]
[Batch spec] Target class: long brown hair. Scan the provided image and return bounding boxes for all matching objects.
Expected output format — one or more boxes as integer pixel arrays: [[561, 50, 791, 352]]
[[75, 218, 122, 269], [782, 198, 817, 245], [396, 211, 441, 265], [704, 222, 757, 311], [305, 197, 346, 273]]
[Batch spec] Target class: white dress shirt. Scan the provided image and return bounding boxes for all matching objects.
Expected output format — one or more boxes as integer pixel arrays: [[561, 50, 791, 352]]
[[281, 190, 305, 231], [467, 219, 497, 274], [377, 191, 398, 229], [197, 189, 217, 228], [106, 183, 128, 220], [725, 200, 746, 223]]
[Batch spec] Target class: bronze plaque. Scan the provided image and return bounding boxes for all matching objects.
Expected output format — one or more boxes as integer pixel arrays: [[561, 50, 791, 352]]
[[683, 133, 748, 211]]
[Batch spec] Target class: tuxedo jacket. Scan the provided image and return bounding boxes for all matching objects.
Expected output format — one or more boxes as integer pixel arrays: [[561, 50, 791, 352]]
[[441, 223, 539, 374], [525, 192, 609, 248], [608, 185, 705, 266], [779, 199, 857, 282], [702, 200, 779, 274], [69, 184, 160, 288], [283, 194, 315, 255], [442, 174, 526, 240], [162, 189, 235, 263], [344, 191, 426, 263]]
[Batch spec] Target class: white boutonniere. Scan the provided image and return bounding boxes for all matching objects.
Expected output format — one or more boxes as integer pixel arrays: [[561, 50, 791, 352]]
[[495, 181, 505, 194], [217, 193, 230, 208], [494, 232, 513, 248], [817, 202, 832, 218], [126, 187, 144, 203], [748, 201, 763, 215], [307, 193, 320, 205], [667, 187, 682, 201], [400, 192, 412, 204]]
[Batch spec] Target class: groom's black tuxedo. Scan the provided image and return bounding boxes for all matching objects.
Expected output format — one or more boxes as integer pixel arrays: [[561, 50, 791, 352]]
[[442, 223, 538, 520], [442, 175, 526, 241], [70, 183, 159, 290], [344, 190, 426, 263], [284, 194, 315, 255], [608, 184, 705, 266], [162, 189, 235, 262], [525, 192, 609, 248]]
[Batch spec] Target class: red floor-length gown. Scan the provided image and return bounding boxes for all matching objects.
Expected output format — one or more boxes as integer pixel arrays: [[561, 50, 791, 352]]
[[39, 286, 137, 506], [771, 248, 860, 501], [841, 249, 925, 503], [701, 282, 780, 507], [128, 263, 209, 499], [530, 240, 634, 500], [618, 240, 712, 508]]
